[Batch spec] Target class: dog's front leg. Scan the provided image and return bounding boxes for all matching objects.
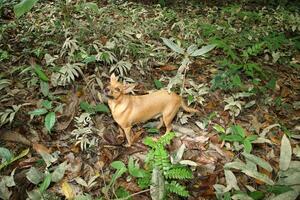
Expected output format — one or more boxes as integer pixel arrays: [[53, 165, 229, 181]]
[[123, 126, 132, 147]]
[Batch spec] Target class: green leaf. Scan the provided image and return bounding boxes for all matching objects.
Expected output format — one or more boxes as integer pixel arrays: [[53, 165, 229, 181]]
[[243, 139, 253, 153], [280, 134, 292, 171], [45, 112, 56, 132], [154, 79, 163, 89], [248, 191, 265, 200], [147, 128, 159, 134], [111, 161, 126, 170], [40, 81, 49, 97], [33, 65, 49, 82], [94, 104, 110, 113], [161, 38, 184, 54], [41, 100, 52, 110], [0, 147, 13, 162], [266, 185, 293, 195], [242, 169, 274, 185], [26, 167, 44, 185], [83, 55, 96, 64], [246, 135, 258, 142], [128, 157, 146, 177], [150, 167, 165, 200], [28, 108, 48, 116], [213, 124, 225, 133], [51, 161, 67, 182], [14, 0, 38, 18], [221, 134, 244, 142], [270, 190, 299, 200], [190, 44, 216, 57], [39, 173, 51, 193], [231, 125, 245, 138], [0, 148, 29, 171], [242, 152, 272, 172], [80, 101, 94, 113], [116, 187, 132, 200]]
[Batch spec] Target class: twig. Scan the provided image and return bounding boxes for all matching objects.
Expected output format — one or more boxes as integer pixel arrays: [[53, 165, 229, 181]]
[[112, 189, 150, 200]]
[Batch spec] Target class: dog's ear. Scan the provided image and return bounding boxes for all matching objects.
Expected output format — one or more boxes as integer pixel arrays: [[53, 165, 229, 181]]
[[123, 83, 136, 94], [110, 73, 117, 82]]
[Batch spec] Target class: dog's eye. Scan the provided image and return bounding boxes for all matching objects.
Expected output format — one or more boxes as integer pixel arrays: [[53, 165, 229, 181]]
[[115, 88, 121, 92]]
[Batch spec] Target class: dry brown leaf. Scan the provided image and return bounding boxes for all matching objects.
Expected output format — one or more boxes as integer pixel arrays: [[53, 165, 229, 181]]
[[32, 143, 51, 154], [159, 65, 177, 71]]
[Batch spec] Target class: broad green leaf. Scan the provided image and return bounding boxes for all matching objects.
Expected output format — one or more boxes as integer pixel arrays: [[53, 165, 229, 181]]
[[242, 152, 273, 172], [116, 187, 132, 200], [27, 189, 42, 200], [270, 190, 299, 200], [221, 134, 244, 142], [41, 100, 52, 110], [14, 0, 38, 18], [242, 169, 274, 185], [45, 112, 56, 132], [154, 79, 163, 89], [224, 170, 239, 190], [94, 104, 110, 113], [279, 134, 292, 171], [147, 128, 159, 134], [186, 44, 198, 55], [190, 44, 216, 57], [26, 167, 44, 184], [83, 55, 96, 64], [224, 160, 246, 170], [150, 167, 165, 200], [248, 191, 265, 200], [243, 139, 253, 153], [246, 135, 258, 142], [51, 161, 67, 182], [231, 125, 245, 138], [80, 101, 93, 113], [0, 147, 13, 162], [266, 185, 293, 195], [128, 157, 146, 178], [33, 65, 49, 82], [0, 148, 29, 171], [161, 38, 184, 54], [40, 81, 49, 97], [213, 124, 225, 133], [28, 108, 48, 116], [111, 161, 126, 170], [39, 173, 51, 193]]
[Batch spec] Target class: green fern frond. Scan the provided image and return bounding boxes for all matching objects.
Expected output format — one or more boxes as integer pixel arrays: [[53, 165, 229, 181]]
[[143, 137, 156, 148], [158, 132, 175, 146], [154, 146, 171, 172], [165, 167, 193, 180], [138, 175, 151, 189], [166, 181, 189, 197]]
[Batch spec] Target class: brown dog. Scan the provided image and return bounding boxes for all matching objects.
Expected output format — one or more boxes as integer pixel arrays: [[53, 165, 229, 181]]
[[106, 74, 199, 146]]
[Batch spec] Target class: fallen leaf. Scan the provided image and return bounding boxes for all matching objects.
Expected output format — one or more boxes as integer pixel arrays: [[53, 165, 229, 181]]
[[159, 65, 177, 71], [61, 181, 75, 200], [279, 134, 292, 171]]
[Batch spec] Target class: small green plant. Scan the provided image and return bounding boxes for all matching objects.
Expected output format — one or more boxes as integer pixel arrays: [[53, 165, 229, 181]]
[[28, 100, 62, 132], [79, 101, 110, 115], [216, 125, 257, 153], [162, 38, 215, 93], [0, 147, 29, 171], [138, 132, 193, 198]]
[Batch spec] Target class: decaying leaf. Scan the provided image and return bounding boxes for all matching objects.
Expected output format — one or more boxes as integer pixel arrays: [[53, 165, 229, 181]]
[[150, 167, 165, 200], [279, 134, 292, 171], [61, 181, 75, 200]]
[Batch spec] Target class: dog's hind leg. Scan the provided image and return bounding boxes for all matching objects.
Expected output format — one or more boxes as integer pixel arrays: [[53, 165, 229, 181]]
[[163, 108, 179, 133], [156, 117, 164, 129], [123, 126, 132, 146]]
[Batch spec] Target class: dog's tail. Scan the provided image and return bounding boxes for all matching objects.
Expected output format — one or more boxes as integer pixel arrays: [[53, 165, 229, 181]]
[[181, 99, 199, 113]]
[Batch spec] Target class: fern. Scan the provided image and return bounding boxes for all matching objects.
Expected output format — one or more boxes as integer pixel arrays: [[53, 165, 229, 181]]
[[165, 167, 193, 180], [242, 42, 264, 60], [157, 132, 175, 146], [137, 174, 151, 189], [166, 181, 189, 197], [154, 146, 171, 172]]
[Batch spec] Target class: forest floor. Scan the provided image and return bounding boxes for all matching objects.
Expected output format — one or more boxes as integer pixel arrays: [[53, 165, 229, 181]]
[[0, 1, 300, 200]]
